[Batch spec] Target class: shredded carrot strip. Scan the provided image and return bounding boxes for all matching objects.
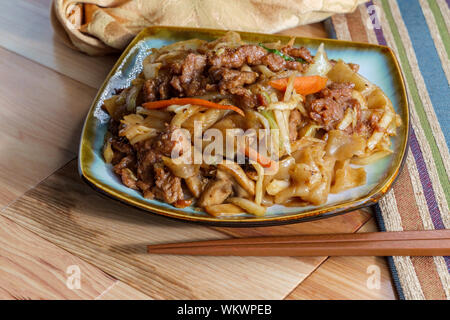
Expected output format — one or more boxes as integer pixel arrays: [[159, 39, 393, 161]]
[[269, 75, 328, 95], [142, 98, 245, 117], [243, 146, 274, 168]]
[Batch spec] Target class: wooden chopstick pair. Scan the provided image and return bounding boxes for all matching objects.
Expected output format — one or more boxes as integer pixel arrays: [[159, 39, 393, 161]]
[[147, 230, 450, 256]]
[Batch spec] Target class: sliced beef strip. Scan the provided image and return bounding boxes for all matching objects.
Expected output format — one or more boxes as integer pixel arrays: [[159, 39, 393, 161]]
[[207, 45, 267, 69], [113, 154, 135, 175], [207, 45, 306, 72], [108, 119, 121, 136], [153, 125, 178, 157], [230, 87, 259, 109], [109, 134, 135, 165], [142, 72, 172, 102], [288, 109, 302, 141], [133, 125, 185, 203], [152, 163, 184, 204], [110, 149, 138, 190], [135, 125, 177, 182], [209, 67, 258, 93], [135, 139, 159, 182], [140, 44, 314, 109], [120, 168, 138, 190], [306, 82, 360, 130], [356, 109, 383, 137], [136, 180, 155, 199], [170, 53, 208, 96], [158, 75, 172, 100], [143, 79, 158, 102], [261, 52, 305, 72], [329, 59, 360, 73], [348, 63, 360, 73], [179, 53, 207, 84], [281, 46, 314, 63], [110, 136, 134, 155]]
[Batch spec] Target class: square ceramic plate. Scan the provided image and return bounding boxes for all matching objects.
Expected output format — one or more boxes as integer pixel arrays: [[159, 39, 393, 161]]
[[78, 26, 409, 226]]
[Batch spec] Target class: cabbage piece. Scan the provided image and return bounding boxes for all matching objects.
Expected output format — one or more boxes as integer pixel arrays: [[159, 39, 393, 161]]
[[304, 43, 332, 77]]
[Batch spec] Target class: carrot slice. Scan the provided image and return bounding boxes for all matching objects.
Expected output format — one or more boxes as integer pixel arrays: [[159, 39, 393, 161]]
[[243, 146, 274, 168], [269, 75, 328, 95], [142, 98, 245, 117]]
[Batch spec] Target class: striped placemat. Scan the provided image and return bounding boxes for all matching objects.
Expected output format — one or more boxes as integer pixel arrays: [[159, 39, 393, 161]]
[[328, 0, 449, 300]]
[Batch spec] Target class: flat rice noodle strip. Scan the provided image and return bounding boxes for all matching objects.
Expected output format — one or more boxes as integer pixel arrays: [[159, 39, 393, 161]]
[[331, 160, 366, 194], [274, 185, 309, 204], [326, 60, 371, 92], [204, 203, 245, 217], [150, 39, 206, 60], [337, 108, 353, 130], [252, 162, 264, 205], [266, 179, 290, 196], [185, 175, 203, 198], [129, 130, 158, 144], [217, 160, 255, 196], [142, 117, 167, 131], [274, 109, 291, 154], [182, 108, 229, 135], [227, 197, 266, 216], [351, 150, 392, 165], [254, 65, 276, 78], [325, 130, 366, 160], [171, 105, 203, 127], [266, 99, 298, 111], [136, 107, 172, 121], [162, 156, 199, 179]]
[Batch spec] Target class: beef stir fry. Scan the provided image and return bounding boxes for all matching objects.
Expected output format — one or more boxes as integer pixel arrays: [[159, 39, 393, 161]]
[[102, 32, 401, 217]]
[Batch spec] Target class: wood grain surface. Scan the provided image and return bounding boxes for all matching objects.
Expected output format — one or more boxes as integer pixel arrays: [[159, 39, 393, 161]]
[[286, 219, 397, 300], [0, 0, 396, 300], [1, 161, 341, 299], [0, 214, 151, 299], [0, 0, 116, 89], [0, 46, 95, 208]]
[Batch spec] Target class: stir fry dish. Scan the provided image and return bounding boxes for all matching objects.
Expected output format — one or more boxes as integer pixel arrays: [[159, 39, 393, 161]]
[[102, 32, 401, 217]]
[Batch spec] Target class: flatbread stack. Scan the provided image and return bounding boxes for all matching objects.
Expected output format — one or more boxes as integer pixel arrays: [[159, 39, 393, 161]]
[[51, 0, 367, 55]]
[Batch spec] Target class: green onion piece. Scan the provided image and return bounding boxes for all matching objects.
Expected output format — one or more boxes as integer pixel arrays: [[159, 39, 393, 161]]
[[260, 110, 278, 130], [259, 43, 305, 63]]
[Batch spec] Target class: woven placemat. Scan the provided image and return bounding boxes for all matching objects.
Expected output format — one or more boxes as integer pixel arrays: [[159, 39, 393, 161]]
[[328, 0, 449, 300]]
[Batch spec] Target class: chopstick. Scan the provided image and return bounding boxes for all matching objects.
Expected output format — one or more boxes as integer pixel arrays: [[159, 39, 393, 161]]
[[147, 230, 450, 256]]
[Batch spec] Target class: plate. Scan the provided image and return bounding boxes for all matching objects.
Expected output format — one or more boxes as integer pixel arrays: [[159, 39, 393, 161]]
[[78, 26, 409, 226]]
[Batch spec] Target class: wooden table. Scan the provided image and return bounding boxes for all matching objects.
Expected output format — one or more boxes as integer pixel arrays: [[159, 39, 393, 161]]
[[0, 0, 396, 300]]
